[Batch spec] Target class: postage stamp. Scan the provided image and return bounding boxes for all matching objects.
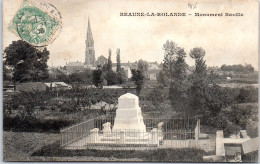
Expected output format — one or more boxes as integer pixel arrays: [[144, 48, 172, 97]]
[[8, 0, 62, 47]]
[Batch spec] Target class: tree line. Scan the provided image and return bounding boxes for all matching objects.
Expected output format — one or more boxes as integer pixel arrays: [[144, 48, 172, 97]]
[[220, 64, 254, 73]]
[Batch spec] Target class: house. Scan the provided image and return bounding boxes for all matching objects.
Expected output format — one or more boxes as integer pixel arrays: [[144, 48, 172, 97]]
[[83, 65, 96, 70], [121, 66, 132, 79], [148, 62, 160, 70], [44, 82, 72, 90], [95, 55, 108, 67], [148, 69, 161, 80], [66, 61, 84, 74], [91, 101, 110, 111], [48, 67, 68, 77], [112, 66, 132, 79], [16, 82, 48, 92]]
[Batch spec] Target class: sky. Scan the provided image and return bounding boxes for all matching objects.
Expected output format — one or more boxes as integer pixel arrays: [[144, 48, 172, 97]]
[[3, 0, 259, 70]]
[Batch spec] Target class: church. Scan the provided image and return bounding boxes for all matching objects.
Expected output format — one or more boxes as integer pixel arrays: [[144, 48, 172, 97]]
[[66, 18, 96, 73], [84, 18, 95, 67]]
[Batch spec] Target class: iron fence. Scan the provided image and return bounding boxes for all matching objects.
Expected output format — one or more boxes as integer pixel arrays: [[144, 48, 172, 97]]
[[60, 115, 200, 150]]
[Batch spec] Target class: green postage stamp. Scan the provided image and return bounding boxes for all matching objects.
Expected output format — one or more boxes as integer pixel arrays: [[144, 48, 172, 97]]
[[8, 0, 62, 47]]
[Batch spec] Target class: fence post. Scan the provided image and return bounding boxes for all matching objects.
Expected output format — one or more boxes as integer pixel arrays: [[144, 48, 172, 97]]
[[60, 131, 63, 147], [90, 128, 99, 143], [120, 130, 126, 144], [151, 128, 159, 146], [195, 119, 199, 148]]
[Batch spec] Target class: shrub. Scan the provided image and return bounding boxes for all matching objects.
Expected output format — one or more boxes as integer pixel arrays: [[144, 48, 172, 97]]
[[105, 71, 118, 85], [145, 85, 167, 106], [223, 122, 241, 137], [3, 116, 74, 133], [227, 105, 253, 129], [235, 86, 258, 103]]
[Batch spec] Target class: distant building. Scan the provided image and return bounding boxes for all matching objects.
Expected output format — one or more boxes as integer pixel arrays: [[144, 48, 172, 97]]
[[95, 55, 108, 67], [121, 66, 132, 79], [148, 69, 161, 80], [48, 67, 68, 77], [66, 61, 84, 74], [16, 82, 47, 92], [112, 66, 132, 79], [45, 82, 72, 90], [148, 62, 160, 70], [85, 18, 95, 66]]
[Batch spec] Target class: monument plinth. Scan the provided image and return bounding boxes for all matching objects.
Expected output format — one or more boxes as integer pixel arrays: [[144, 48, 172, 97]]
[[85, 93, 160, 147], [112, 93, 146, 133]]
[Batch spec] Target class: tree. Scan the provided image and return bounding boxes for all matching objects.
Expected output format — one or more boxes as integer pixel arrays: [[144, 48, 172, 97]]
[[92, 69, 103, 88], [162, 40, 182, 83], [162, 41, 188, 112], [189, 48, 210, 114], [116, 48, 121, 73], [157, 70, 169, 86], [220, 64, 255, 74], [117, 69, 128, 84], [3, 64, 12, 81], [77, 69, 93, 85], [107, 49, 112, 71], [137, 59, 149, 79], [4, 40, 49, 85], [244, 64, 254, 73], [189, 47, 207, 76], [105, 70, 118, 85], [131, 69, 145, 96], [189, 47, 234, 116], [162, 41, 188, 113]]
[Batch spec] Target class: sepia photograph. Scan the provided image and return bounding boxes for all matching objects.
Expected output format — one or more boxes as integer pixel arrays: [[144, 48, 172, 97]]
[[2, 0, 259, 162]]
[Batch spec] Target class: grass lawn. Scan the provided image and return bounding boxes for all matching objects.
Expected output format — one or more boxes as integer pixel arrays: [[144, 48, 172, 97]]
[[3, 131, 59, 161], [3, 131, 142, 161], [4, 131, 208, 162]]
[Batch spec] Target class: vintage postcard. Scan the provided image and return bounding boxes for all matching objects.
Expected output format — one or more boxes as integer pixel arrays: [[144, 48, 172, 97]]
[[2, 0, 259, 162]]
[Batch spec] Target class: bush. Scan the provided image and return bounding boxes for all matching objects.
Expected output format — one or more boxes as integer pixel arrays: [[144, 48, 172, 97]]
[[223, 122, 241, 137], [3, 116, 74, 133], [117, 69, 128, 84], [227, 105, 253, 129], [105, 71, 118, 85], [145, 85, 167, 106], [235, 87, 258, 103], [205, 104, 253, 137]]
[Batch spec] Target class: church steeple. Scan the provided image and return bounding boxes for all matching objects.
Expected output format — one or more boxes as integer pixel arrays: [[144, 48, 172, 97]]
[[85, 18, 95, 66]]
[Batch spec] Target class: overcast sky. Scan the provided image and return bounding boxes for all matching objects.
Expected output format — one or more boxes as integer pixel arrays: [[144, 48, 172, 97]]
[[3, 0, 259, 70]]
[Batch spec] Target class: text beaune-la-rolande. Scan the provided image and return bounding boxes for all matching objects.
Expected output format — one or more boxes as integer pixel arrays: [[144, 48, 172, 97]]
[[120, 12, 243, 17]]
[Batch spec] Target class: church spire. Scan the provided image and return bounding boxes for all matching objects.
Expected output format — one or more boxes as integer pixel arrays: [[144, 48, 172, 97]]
[[85, 18, 95, 66], [86, 17, 93, 45]]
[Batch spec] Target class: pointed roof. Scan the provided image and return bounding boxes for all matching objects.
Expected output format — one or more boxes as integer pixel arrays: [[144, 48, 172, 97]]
[[86, 18, 94, 44]]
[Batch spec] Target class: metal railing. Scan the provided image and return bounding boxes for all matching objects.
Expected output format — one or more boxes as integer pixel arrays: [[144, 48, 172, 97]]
[[60, 118, 94, 147], [60, 115, 200, 150]]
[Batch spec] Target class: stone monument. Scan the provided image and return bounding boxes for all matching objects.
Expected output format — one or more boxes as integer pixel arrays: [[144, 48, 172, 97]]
[[112, 93, 146, 133], [87, 93, 160, 146]]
